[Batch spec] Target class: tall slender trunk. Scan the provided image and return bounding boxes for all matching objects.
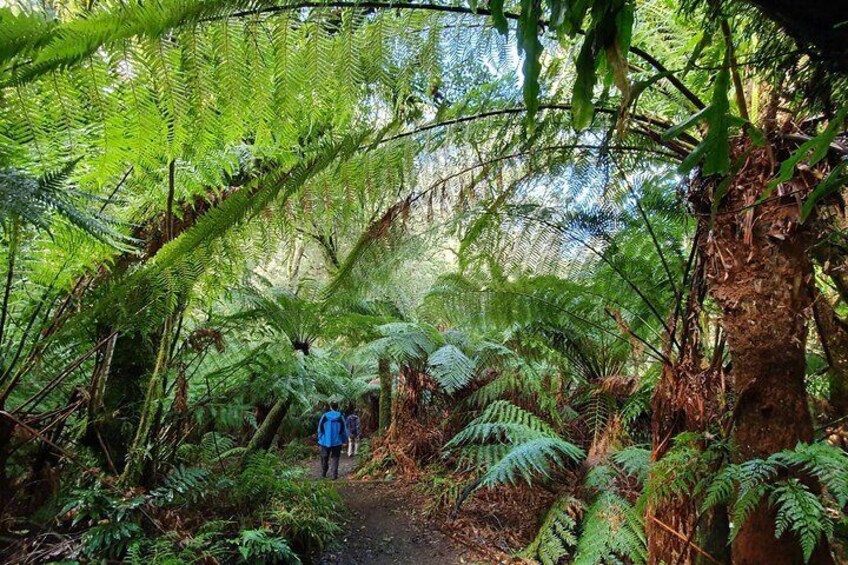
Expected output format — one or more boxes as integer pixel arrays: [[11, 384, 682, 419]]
[[647, 225, 728, 565], [245, 345, 309, 454], [246, 399, 290, 453], [378, 358, 392, 432], [704, 138, 833, 564], [120, 315, 174, 487], [813, 295, 848, 420]]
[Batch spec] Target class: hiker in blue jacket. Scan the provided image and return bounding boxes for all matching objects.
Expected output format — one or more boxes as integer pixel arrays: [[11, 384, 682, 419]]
[[317, 401, 348, 479]]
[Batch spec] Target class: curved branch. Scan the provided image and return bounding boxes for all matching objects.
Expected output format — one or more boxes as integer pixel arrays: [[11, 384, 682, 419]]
[[377, 104, 699, 154]]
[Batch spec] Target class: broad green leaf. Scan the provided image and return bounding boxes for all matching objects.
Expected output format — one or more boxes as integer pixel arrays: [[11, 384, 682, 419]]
[[661, 105, 711, 140], [615, 2, 635, 55], [517, 0, 543, 121], [572, 31, 598, 131], [765, 106, 848, 198], [678, 139, 707, 174], [800, 162, 848, 223], [489, 0, 508, 35], [562, 0, 590, 36], [702, 64, 731, 175]]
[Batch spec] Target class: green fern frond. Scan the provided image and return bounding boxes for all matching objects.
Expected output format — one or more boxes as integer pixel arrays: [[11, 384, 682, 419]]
[[524, 495, 582, 565], [770, 479, 832, 563]]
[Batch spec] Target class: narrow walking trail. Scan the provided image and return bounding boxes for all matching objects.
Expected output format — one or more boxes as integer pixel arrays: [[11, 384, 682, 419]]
[[306, 452, 485, 565]]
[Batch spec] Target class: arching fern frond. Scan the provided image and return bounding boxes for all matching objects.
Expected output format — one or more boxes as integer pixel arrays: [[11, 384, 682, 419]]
[[447, 400, 584, 489]]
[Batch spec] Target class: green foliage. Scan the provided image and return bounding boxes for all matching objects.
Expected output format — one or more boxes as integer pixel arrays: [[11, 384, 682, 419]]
[[3, 0, 847, 563], [573, 491, 646, 565], [0, 165, 130, 246], [663, 59, 736, 176], [58, 449, 342, 563], [524, 495, 582, 565], [767, 106, 848, 196], [231, 528, 301, 564], [448, 400, 584, 488], [771, 480, 832, 563], [428, 343, 476, 393], [646, 432, 726, 505], [695, 441, 848, 562], [59, 467, 211, 559]]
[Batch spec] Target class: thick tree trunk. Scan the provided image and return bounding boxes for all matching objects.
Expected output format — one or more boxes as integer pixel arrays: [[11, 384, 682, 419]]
[[378, 358, 392, 432], [704, 139, 833, 564]]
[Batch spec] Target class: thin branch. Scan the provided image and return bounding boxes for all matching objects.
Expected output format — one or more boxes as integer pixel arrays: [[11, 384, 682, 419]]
[[720, 18, 749, 121], [378, 104, 699, 152], [0, 219, 19, 350]]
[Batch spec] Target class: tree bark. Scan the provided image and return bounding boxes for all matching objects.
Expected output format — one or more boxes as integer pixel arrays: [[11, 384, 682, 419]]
[[378, 358, 392, 432], [704, 138, 834, 564], [647, 226, 729, 565], [246, 399, 290, 453]]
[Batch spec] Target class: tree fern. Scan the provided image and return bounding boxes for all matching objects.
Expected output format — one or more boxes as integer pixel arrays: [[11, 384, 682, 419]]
[[573, 491, 647, 565], [524, 495, 582, 565], [447, 400, 584, 489]]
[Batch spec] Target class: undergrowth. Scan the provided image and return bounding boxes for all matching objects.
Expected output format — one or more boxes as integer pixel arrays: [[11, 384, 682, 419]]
[[54, 436, 342, 563]]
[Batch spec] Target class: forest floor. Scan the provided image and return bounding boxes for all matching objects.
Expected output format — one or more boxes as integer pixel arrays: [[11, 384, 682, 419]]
[[302, 449, 489, 565]]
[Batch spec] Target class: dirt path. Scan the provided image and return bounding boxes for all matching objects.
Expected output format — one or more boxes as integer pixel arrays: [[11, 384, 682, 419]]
[[305, 451, 486, 565]]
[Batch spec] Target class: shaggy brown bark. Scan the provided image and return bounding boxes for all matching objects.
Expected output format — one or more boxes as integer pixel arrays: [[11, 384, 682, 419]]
[[704, 138, 834, 564], [647, 226, 729, 565]]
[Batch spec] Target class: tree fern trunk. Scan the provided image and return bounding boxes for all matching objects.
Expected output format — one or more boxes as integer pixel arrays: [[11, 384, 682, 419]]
[[246, 346, 307, 454], [246, 398, 290, 453], [647, 223, 729, 565], [378, 358, 392, 432], [705, 137, 833, 564], [120, 316, 173, 487]]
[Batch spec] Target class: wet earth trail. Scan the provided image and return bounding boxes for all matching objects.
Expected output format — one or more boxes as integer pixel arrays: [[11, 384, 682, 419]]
[[305, 451, 485, 565]]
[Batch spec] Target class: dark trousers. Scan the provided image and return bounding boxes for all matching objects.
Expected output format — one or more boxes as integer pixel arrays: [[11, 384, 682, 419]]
[[320, 445, 342, 479]]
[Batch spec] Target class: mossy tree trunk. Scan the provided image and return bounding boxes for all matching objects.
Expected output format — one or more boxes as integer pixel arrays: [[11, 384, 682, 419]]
[[378, 358, 392, 432], [246, 399, 291, 453], [245, 343, 309, 454], [120, 315, 174, 487]]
